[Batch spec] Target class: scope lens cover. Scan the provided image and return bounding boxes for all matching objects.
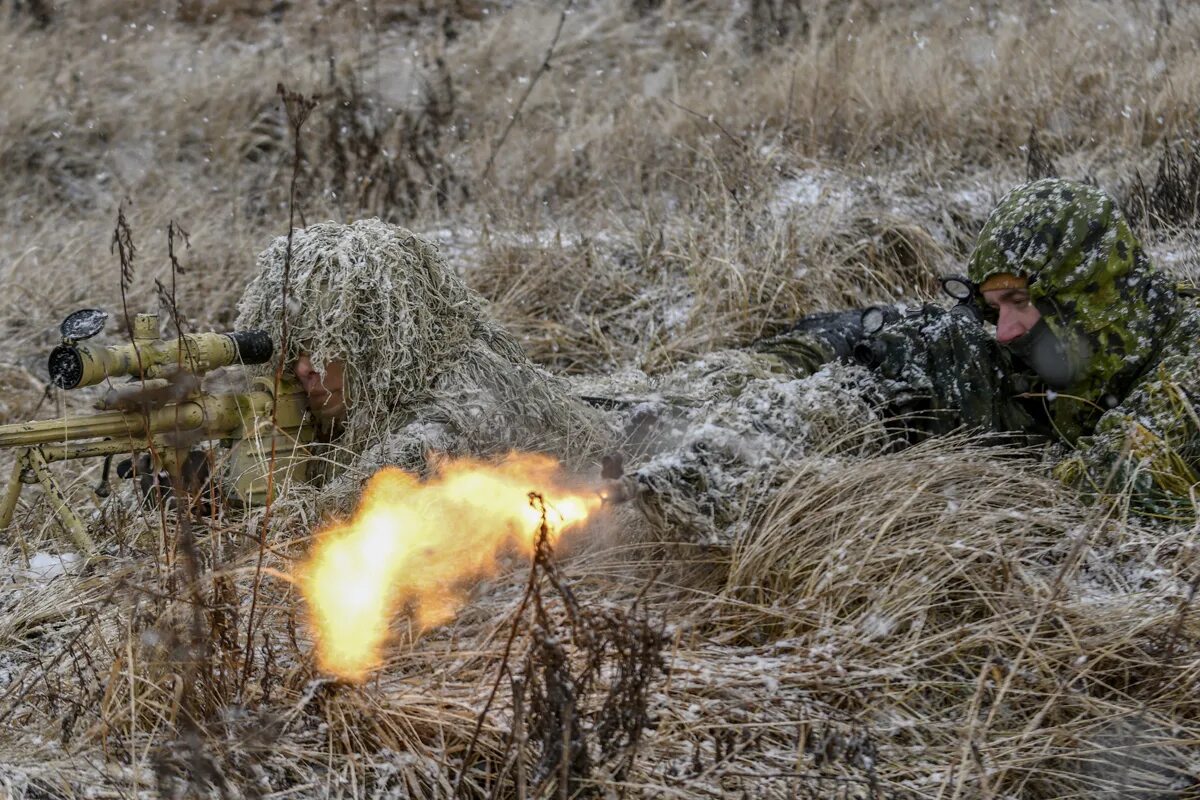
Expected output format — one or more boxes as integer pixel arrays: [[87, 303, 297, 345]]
[[940, 276, 975, 302], [861, 306, 887, 335], [60, 309, 108, 342], [48, 345, 85, 389], [226, 330, 274, 365], [949, 303, 983, 324]]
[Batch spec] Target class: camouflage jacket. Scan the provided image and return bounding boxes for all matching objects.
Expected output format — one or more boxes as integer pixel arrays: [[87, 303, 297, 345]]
[[756, 179, 1200, 520], [1056, 299, 1200, 519]]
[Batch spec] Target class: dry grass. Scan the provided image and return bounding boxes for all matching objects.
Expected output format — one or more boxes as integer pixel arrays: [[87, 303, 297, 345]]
[[4, 440, 1195, 798], [2, 0, 1200, 797]]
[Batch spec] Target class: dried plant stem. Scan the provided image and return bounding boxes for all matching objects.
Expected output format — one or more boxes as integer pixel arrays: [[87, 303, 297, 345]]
[[453, 497, 552, 797], [242, 84, 317, 696], [481, 0, 574, 182]]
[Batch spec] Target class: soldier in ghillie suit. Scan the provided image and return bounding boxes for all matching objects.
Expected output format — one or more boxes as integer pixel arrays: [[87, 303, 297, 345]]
[[753, 177, 1200, 520], [234, 218, 613, 504]]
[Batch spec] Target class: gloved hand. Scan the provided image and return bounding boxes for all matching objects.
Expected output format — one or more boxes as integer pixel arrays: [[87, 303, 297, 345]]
[[116, 450, 216, 514]]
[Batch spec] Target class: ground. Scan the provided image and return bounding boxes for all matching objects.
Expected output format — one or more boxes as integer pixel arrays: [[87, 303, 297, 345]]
[[0, 1, 1199, 798]]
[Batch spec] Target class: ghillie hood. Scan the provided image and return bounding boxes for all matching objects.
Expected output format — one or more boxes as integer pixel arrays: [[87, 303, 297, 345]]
[[236, 219, 611, 476], [966, 178, 1180, 441]]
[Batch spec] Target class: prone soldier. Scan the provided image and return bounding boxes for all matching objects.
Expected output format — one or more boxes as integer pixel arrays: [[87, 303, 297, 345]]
[[757, 177, 1200, 519], [2, 218, 615, 551]]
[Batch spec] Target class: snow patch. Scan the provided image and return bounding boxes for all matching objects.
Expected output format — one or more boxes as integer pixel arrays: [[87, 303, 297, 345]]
[[24, 552, 81, 583], [769, 169, 857, 217]]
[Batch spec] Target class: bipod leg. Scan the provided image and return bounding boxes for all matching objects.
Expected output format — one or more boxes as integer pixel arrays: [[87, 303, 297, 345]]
[[0, 455, 22, 532], [0, 455, 31, 562], [25, 448, 96, 554]]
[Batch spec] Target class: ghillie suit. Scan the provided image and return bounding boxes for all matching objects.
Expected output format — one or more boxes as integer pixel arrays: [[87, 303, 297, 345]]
[[236, 219, 613, 496], [584, 352, 887, 546]]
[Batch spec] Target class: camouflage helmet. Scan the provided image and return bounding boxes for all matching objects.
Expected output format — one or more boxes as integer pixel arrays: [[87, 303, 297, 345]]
[[965, 178, 1179, 438]]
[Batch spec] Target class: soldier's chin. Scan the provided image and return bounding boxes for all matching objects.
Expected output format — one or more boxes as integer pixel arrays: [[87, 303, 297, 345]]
[[1006, 319, 1092, 391]]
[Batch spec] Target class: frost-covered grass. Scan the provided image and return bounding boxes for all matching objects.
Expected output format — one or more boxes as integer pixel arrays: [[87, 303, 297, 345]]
[[1, 1, 1199, 798]]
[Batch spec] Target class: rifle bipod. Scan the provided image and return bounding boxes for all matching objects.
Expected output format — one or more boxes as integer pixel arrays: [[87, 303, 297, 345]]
[[1, 446, 96, 553]]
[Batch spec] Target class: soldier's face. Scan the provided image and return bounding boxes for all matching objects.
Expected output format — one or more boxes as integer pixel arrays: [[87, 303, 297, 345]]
[[295, 353, 347, 423], [983, 288, 1042, 344]]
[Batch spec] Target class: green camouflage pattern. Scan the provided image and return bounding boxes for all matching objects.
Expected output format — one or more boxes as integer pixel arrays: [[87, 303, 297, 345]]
[[861, 306, 1038, 437], [756, 305, 1041, 439], [965, 178, 1180, 443], [1055, 305, 1200, 520], [962, 178, 1197, 516], [754, 179, 1199, 518]]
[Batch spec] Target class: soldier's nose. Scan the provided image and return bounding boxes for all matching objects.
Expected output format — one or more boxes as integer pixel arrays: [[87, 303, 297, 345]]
[[294, 355, 318, 389], [995, 309, 1027, 344]]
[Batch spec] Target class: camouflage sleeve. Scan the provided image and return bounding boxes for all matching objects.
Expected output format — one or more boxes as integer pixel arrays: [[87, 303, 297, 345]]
[[754, 306, 1037, 436], [1053, 323, 1200, 519], [750, 329, 839, 375], [864, 307, 1036, 436]]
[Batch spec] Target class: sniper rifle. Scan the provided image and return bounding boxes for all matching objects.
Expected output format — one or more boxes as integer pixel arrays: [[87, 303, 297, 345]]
[[0, 309, 314, 553]]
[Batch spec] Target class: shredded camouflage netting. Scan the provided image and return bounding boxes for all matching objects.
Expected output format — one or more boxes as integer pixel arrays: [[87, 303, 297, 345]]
[[570, 354, 888, 546], [235, 219, 613, 492]]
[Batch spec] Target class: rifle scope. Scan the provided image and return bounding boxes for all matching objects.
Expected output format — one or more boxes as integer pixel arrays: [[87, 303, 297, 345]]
[[49, 329, 273, 390]]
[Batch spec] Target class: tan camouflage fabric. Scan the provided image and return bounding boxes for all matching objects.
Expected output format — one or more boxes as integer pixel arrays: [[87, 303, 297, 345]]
[[235, 220, 613, 496]]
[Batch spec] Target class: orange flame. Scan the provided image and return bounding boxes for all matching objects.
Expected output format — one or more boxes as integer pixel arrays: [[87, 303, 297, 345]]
[[298, 453, 601, 681]]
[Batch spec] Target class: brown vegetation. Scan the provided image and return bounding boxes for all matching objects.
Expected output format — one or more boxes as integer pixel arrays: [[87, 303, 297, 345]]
[[1, 1, 1198, 798]]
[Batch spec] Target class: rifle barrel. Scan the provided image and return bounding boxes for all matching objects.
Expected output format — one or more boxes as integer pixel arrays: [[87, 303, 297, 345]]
[[0, 402, 205, 448], [0, 384, 308, 451]]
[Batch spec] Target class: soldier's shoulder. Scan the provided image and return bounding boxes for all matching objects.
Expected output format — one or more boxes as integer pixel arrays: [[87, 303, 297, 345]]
[[1109, 297, 1200, 420]]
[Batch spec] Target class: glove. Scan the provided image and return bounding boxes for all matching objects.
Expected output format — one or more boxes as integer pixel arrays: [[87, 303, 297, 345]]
[[116, 450, 216, 514]]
